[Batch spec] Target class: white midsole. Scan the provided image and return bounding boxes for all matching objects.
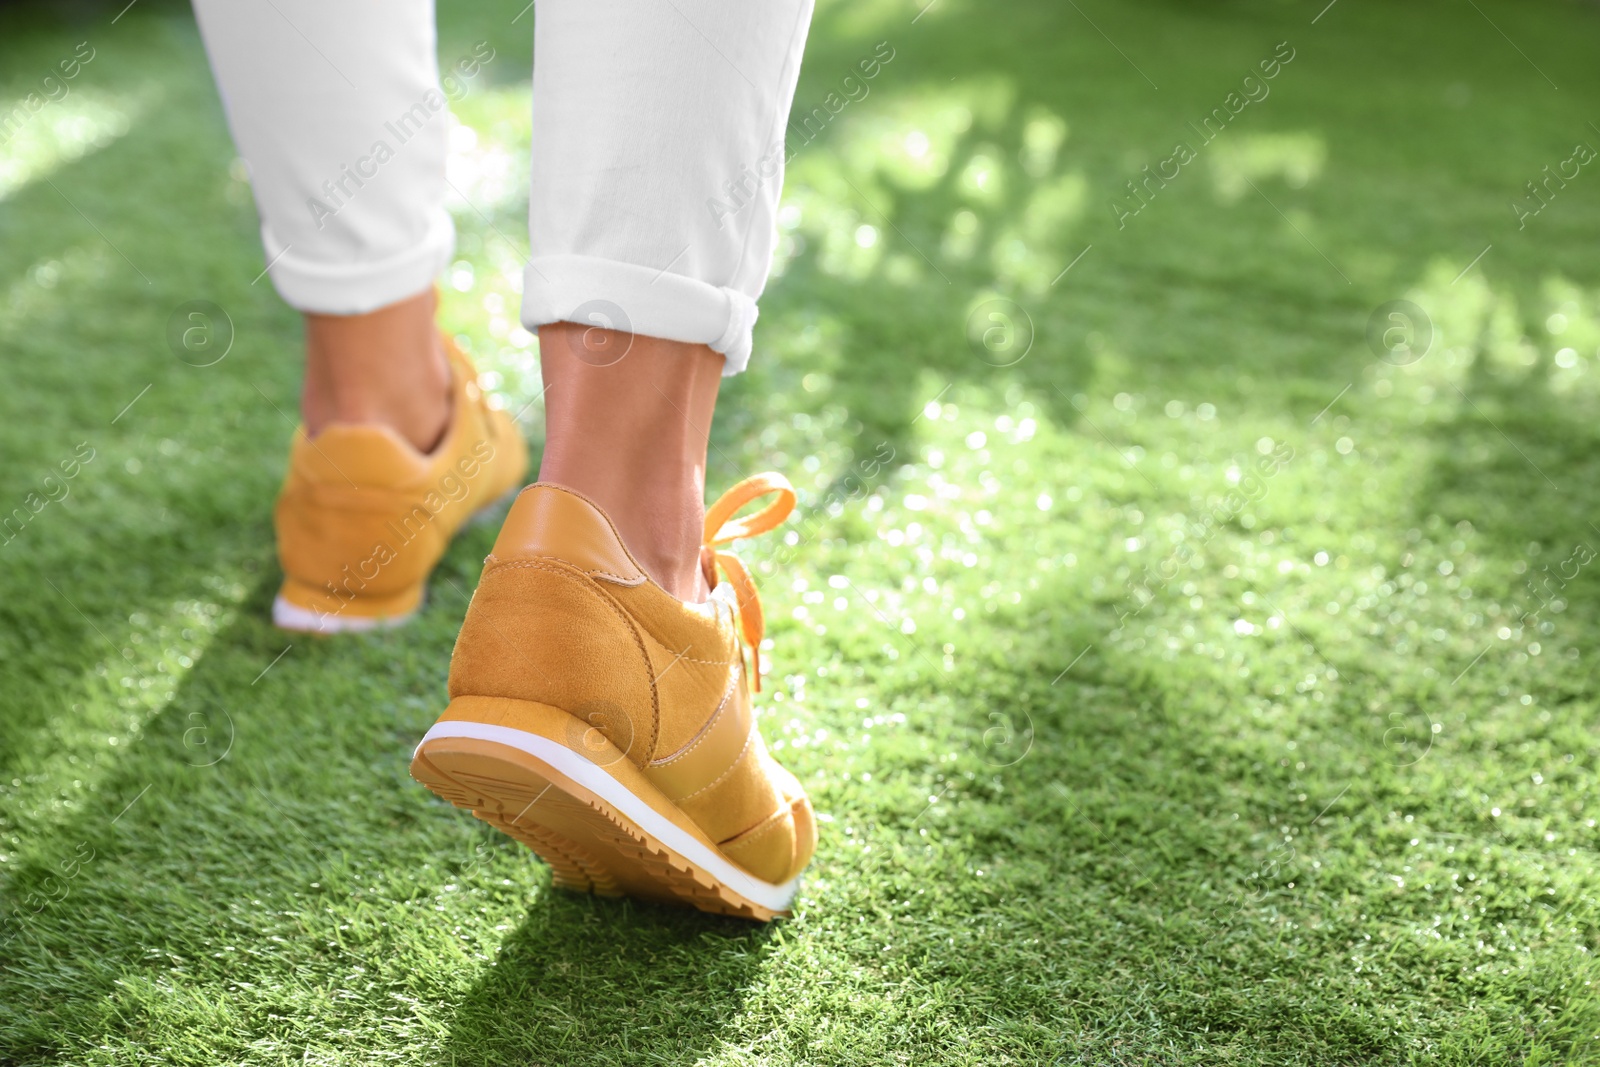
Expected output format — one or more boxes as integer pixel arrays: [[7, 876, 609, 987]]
[[272, 595, 417, 634], [416, 719, 802, 913]]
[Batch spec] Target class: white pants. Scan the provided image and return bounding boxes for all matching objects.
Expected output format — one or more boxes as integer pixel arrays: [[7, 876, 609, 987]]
[[191, 0, 813, 374]]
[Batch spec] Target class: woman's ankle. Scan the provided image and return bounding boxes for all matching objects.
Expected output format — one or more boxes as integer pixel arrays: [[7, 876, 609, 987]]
[[302, 288, 451, 453], [536, 322, 723, 601]]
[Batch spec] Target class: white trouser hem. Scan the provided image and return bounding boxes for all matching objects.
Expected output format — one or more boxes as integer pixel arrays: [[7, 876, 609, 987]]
[[262, 208, 456, 315], [521, 253, 757, 376]]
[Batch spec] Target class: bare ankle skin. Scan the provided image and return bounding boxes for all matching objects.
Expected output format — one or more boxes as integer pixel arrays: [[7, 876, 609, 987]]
[[302, 288, 451, 453], [536, 321, 723, 602]]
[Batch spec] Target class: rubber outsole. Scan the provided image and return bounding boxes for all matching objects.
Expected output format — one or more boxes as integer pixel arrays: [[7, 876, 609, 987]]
[[411, 708, 800, 921]]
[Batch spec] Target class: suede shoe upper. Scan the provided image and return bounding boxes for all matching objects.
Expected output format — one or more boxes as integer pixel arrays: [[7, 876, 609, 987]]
[[274, 339, 527, 625], [447, 478, 816, 885]]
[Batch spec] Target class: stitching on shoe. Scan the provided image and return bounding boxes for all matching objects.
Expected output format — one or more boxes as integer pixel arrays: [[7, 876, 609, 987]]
[[591, 571, 648, 586], [719, 803, 792, 849], [485, 553, 644, 587], [677, 726, 755, 802], [624, 605, 738, 669], [640, 630, 738, 669], [628, 617, 738, 669], [649, 669, 740, 767], [486, 555, 736, 668], [481, 557, 660, 759]]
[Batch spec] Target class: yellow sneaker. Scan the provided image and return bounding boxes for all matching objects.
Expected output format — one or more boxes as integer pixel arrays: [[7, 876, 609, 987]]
[[272, 339, 528, 633], [410, 474, 817, 920]]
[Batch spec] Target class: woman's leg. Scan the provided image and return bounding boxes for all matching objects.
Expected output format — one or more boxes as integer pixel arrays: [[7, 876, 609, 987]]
[[190, 0, 813, 609], [523, 0, 815, 600], [191, 1, 528, 634], [190, 0, 453, 451], [537, 325, 725, 601], [416, 3, 819, 915]]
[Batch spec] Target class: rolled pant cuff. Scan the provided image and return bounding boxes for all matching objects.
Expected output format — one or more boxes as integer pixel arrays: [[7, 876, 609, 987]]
[[261, 208, 456, 315], [520, 253, 757, 376]]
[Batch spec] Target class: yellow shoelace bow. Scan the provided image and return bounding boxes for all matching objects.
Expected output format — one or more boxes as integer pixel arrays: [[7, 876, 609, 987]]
[[701, 472, 796, 693]]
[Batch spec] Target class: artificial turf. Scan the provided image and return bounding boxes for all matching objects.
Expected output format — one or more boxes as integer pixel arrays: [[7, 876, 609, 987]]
[[3, 0, 1600, 1063]]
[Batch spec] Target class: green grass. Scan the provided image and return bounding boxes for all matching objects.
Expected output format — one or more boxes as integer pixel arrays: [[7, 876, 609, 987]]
[[4, 0, 1600, 1062]]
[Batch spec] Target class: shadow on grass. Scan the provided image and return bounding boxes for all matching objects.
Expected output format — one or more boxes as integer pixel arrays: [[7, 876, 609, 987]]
[[0, 3, 298, 777], [4, 0, 1599, 1062], [0, 559, 770, 1065], [4, 375, 1595, 1064], [1418, 349, 1600, 583], [441, 901, 775, 1066]]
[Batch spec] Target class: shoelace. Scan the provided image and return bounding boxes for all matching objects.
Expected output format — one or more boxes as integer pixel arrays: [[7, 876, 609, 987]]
[[700, 473, 797, 693]]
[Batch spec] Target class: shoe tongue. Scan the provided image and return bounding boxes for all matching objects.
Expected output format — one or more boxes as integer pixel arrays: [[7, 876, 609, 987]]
[[291, 423, 431, 485], [492, 483, 646, 582]]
